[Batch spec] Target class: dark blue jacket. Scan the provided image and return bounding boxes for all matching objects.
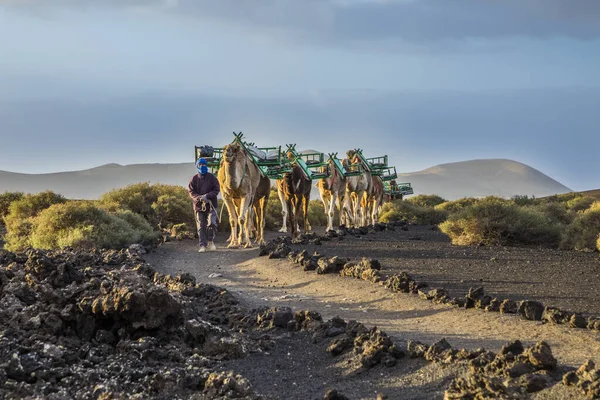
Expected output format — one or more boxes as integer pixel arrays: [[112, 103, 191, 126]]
[[188, 172, 220, 212]]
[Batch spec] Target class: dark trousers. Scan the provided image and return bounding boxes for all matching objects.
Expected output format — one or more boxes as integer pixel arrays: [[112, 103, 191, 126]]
[[195, 207, 218, 247]]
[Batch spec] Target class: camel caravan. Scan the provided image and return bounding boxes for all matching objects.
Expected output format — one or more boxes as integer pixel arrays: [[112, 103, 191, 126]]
[[195, 132, 413, 248]]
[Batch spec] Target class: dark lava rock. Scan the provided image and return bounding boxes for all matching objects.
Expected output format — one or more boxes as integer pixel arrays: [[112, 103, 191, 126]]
[[316, 256, 347, 275], [569, 314, 588, 329], [499, 299, 518, 314], [0, 247, 262, 399], [518, 300, 545, 321], [465, 287, 484, 309], [446, 340, 559, 399], [562, 360, 600, 399], [542, 306, 572, 325], [354, 328, 405, 368], [485, 298, 501, 312], [339, 261, 381, 283], [323, 389, 350, 400], [327, 337, 353, 356], [384, 272, 413, 293]]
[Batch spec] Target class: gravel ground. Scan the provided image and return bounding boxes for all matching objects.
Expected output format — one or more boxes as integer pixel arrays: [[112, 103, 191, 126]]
[[300, 225, 600, 317]]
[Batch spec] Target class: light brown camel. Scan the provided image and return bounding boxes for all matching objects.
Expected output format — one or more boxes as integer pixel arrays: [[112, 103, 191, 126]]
[[280, 164, 312, 238], [225, 174, 270, 245], [342, 150, 373, 227], [362, 175, 385, 226], [316, 158, 347, 231], [217, 141, 263, 248]]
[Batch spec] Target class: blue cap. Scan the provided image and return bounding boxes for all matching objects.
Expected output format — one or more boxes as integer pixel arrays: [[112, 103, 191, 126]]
[[196, 158, 207, 167]]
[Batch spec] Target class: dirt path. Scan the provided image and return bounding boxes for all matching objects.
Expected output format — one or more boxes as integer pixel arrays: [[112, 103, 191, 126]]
[[146, 236, 600, 369]]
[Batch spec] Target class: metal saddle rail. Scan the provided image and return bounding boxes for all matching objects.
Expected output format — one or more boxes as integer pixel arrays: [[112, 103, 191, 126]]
[[384, 181, 414, 196], [194, 146, 223, 169], [233, 132, 292, 178], [285, 144, 330, 180], [377, 166, 399, 181], [366, 155, 389, 170]]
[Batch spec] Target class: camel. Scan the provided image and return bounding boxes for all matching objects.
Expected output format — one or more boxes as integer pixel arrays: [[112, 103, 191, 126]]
[[362, 175, 385, 226], [247, 175, 270, 245], [276, 151, 312, 233], [342, 150, 373, 227], [280, 163, 312, 238], [315, 158, 347, 231], [217, 141, 263, 248]]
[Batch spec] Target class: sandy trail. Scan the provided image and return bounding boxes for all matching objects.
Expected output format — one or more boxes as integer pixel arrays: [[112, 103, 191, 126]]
[[146, 238, 600, 369]]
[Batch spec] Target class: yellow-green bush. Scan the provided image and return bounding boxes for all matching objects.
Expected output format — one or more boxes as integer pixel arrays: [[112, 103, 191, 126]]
[[542, 192, 583, 204], [511, 195, 539, 207], [588, 201, 600, 212], [0, 191, 24, 224], [3, 191, 67, 250], [597, 235, 600, 252], [530, 202, 573, 226], [435, 198, 479, 214], [27, 201, 158, 251], [406, 194, 447, 208], [560, 208, 600, 251], [439, 197, 561, 247], [379, 200, 448, 225], [307, 200, 327, 227], [565, 196, 596, 213], [99, 182, 194, 230]]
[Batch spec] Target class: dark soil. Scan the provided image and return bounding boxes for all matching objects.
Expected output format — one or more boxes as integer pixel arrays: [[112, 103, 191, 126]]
[[298, 225, 600, 317]]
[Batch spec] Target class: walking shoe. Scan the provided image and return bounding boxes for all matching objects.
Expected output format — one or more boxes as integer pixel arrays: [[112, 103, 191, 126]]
[[198, 246, 207, 253], [208, 241, 217, 251]]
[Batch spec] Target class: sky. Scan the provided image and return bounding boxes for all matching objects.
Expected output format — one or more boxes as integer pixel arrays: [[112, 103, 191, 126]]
[[0, 0, 599, 191]]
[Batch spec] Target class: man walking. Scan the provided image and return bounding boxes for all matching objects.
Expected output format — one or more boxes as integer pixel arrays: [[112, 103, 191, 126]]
[[188, 158, 220, 252]]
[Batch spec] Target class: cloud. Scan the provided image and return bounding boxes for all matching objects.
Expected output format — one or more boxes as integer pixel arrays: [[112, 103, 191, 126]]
[[2, 0, 600, 48], [1, 86, 599, 189]]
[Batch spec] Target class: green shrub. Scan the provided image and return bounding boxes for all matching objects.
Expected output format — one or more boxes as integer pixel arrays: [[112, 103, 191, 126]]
[[542, 192, 583, 204], [307, 200, 327, 227], [27, 201, 158, 250], [3, 191, 67, 251], [439, 197, 561, 247], [566, 196, 596, 213], [264, 187, 283, 231], [512, 195, 539, 206], [406, 194, 447, 208], [560, 208, 600, 251], [435, 198, 479, 215], [99, 182, 194, 230], [379, 200, 447, 225], [530, 202, 573, 226], [0, 191, 24, 223]]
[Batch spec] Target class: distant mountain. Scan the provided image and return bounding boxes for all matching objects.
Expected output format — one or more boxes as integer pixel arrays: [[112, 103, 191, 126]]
[[0, 158, 572, 201], [397, 159, 571, 200], [0, 163, 196, 200]]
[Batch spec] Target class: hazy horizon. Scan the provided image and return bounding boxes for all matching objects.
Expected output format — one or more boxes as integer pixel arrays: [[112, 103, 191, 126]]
[[1, 1, 599, 191]]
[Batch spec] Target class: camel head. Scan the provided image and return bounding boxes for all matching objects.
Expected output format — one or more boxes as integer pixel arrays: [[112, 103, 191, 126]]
[[223, 142, 245, 163]]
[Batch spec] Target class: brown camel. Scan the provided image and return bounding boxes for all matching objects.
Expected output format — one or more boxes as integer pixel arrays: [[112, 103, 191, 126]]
[[276, 151, 312, 233], [362, 175, 385, 225], [342, 150, 373, 227], [280, 164, 312, 238], [217, 141, 263, 248], [316, 158, 347, 231]]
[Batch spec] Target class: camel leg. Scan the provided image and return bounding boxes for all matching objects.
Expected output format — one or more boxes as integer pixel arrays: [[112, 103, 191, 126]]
[[238, 194, 253, 248], [286, 197, 297, 239], [303, 194, 311, 232], [277, 183, 288, 233], [323, 193, 333, 232], [223, 197, 239, 248]]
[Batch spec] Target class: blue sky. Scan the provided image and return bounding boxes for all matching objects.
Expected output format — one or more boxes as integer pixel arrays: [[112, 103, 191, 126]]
[[0, 0, 599, 190]]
